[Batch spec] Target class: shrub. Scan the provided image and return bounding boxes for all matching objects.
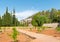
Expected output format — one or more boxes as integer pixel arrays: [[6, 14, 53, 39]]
[[37, 27, 41, 32], [12, 27, 18, 42], [37, 26, 47, 32], [0, 27, 2, 32], [56, 27, 60, 32]]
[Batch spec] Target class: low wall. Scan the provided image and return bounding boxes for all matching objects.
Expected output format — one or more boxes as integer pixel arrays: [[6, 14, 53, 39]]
[[43, 23, 59, 28]]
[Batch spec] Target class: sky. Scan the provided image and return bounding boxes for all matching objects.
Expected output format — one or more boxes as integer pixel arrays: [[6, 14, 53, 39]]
[[0, 0, 60, 20]]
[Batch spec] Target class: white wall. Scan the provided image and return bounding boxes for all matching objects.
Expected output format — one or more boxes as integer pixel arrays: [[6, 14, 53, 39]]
[[43, 23, 59, 28]]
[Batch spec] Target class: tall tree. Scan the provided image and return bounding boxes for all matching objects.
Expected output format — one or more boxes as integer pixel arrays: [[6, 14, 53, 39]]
[[57, 10, 60, 16], [2, 7, 12, 26], [50, 8, 58, 22], [0, 16, 2, 27], [45, 10, 50, 18], [32, 14, 49, 26], [41, 11, 45, 15], [12, 9, 16, 26], [12, 9, 20, 26]]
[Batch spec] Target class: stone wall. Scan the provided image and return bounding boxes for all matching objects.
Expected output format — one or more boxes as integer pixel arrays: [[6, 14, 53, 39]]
[[43, 23, 59, 28]]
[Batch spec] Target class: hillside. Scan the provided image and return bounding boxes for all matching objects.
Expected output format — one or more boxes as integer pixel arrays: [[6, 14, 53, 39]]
[[27, 8, 60, 26]]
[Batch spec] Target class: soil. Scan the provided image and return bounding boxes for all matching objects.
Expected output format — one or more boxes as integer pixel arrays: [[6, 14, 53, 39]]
[[0, 28, 33, 42], [41, 29, 60, 40], [0, 27, 60, 42], [41, 29, 60, 37], [28, 28, 60, 40]]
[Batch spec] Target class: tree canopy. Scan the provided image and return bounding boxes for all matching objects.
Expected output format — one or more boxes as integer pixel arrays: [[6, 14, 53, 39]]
[[31, 8, 60, 26], [0, 7, 20, 26]]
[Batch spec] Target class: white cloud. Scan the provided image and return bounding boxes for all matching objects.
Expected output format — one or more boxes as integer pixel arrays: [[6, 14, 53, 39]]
[[15, 10, 39, 20]]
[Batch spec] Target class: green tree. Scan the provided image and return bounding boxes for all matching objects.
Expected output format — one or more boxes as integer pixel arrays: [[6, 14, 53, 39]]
[[12, 9, 20, 26], [41, 11, 45, 15], [0, 16, 2, 32], [2, 7, 20, 26], [52, 14, 58, 22], [57, 10, 60, 24], [32, 18, 38, 26], [45, 10, 50, 18], [32, 15, 49, 26], [57, 16, 60, 23], [50, 8, 58, 22], [2, 7, 12, 26], [0, 16, 2, 27], [57, 10, 60, 16]]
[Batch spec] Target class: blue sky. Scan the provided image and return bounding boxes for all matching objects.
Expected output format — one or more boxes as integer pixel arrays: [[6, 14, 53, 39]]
[[0, 0, 60, 20]]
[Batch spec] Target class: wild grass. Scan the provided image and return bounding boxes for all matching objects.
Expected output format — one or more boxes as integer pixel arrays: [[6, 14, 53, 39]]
[[56, 27, 60, 32]]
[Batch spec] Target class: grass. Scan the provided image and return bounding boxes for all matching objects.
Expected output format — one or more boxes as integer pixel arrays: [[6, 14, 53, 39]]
[[37, 26, 45, 32], [56, 27, 60, 32], [37, 26, 50, 32], [0, 27, 2, 32]]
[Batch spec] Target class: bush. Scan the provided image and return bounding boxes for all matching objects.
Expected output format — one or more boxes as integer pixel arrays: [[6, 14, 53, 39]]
[[0, 27, 2, 32], [37, 26, 48, 32], [12, 27, 18, 42], [56, 27, 60, 32], [37, 27, 42, 32]]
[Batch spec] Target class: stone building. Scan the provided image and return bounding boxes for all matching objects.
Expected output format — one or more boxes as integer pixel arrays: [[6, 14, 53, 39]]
[[20, 18, 32, 26]]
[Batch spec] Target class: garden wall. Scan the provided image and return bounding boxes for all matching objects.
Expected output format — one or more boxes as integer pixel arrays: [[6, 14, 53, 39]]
[[43, 23, 59, 28]]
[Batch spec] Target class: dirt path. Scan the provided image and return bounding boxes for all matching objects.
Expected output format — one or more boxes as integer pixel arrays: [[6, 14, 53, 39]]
[[17, 29, 60, 42], [0, 29, 33, 42]]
